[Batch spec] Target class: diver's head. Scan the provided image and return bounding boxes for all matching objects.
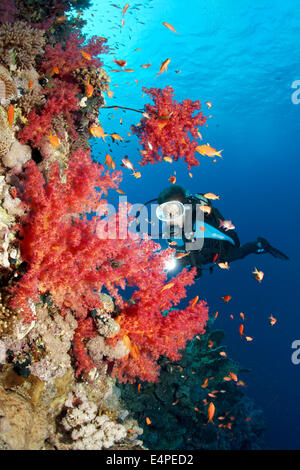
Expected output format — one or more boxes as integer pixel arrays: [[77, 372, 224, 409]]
[[157, 185, 188, 205], [157, 185, 188, 228]]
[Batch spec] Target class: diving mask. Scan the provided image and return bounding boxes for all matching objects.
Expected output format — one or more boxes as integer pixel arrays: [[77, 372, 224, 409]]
[[156, 200, 185, 223]]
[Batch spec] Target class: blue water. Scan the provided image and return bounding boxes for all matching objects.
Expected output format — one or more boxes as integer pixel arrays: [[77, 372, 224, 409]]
[[82, 0, 300, 449]]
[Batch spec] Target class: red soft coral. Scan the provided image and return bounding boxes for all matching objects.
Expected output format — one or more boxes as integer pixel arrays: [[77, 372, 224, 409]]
[[131, 86, 207, 169], [107, 266, 209, 383], [18, 81, 80, 147], [41, 32, 108, 78]]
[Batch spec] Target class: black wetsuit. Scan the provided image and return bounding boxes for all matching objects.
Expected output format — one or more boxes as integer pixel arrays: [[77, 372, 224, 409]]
[[171, 198, 288, 277]]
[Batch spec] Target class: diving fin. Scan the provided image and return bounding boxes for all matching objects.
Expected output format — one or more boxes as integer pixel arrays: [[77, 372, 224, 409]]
[[257, 237, 289, 260]]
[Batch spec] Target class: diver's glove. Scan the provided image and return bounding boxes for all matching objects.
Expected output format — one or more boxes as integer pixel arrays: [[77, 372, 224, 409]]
[[256, 237, 289, 260]]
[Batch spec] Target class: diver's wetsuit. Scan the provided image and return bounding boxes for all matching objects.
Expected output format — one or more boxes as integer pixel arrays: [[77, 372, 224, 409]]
[[169, 198, 288, 278]]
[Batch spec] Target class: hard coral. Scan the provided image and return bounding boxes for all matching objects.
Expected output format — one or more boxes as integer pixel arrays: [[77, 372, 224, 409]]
[[0, 65, 17, 101], [132, 86, 207, 169]]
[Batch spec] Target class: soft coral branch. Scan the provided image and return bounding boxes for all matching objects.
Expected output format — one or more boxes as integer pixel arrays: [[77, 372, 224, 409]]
[[132, 86, 207, 169]]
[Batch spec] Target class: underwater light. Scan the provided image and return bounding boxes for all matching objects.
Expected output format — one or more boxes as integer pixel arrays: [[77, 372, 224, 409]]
[[164, 257, 177, 271]]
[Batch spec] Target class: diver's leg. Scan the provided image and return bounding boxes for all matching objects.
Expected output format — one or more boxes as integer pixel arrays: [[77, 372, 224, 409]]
[[224, 238, 289, 262]]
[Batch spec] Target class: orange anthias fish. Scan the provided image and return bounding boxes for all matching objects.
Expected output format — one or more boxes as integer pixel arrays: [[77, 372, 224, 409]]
[[7, 104, 14, 127], [107, 90, 114, 98], [218, 262, 230, 270], [84, 79, 94, 98], [195, 144, 223, 158], [239, 324, 244, 337], [133, 171, 141, 178], [269, 315, 277, 326], [47, 132, 60, 147], [90, 126, 107, 140], [111, 133, 123, 141], [156, 58, 171, 78], [240, 312, 245, 321], [175, 251, 190, 259], [207, 402, 215, 423], [122, 3, 129, 15], [161, 282, 175, 293], [114, 59, 127, 67], [199, 205, 212, 215], [50, 66, 60, 77], [28, 80, 34, 89], [253, 267, 264, 282], [145, 417, 151, 425], [162, 22, 178, 33], [222, 295, 232, 303], [123, 334, 131, 349], [169, 176, 176, 184], [81, 50, 92, 61], [105, 154, 116, 170], [229, 371, 238, 382], [163, 156, 173, 163], [203, 193, 220, 200], [141, 63, 152, 68], [191, 296, 199, 307]]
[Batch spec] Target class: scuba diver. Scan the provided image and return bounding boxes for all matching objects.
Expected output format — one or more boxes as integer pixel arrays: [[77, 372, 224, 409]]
[[149, 185, 289, 278]]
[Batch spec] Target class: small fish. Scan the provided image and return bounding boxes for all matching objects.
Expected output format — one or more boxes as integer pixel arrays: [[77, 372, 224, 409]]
[[90, 126, 107, 140], [114, 59, 127, 67], [7, 104, 14, 127], [229, 371, 238, 382], [169, 176, 176, 184], [205, 101, 212, 109], [141, 63, 152, 68], [84, 79, 94, 98], [162, 22, 178, 33], [269, 315, 277, 326], [105, 154, 116, 170], [214, 311, 219, 318], [111, 133, 123, 140], [130, 343, 139, 360], [133, 171, 141, 178], [201, 378, 208, 388], [137, 384, 141, 392], [122, 3, 129, 15], [50, 66, 60, 77], [218, 261, 230, 270], [107, 90, 114, 98], [213, 253, 219, 263], [169, 241, 177, 246], [47, 132, 60, 147], [156, 58, 171, 78], [240, 312, 245, 321], [161, 282, 175, 292], [189, 172, 193, 178], [203, 193, 220, 200], [207, 402, 215, 423], [191, 295, 199, 307], [123, 334, 131, 349], [121, 158, 135, 171], [175, 251, 190, 259], [175, 69, 181, 73], [56, 16, 67, 22], [172, 399, 179, 406], [147, 141, 153, 150], [219, 351, 227, 357], [81, 50, 92, 61], [197, 131, 203, 140], [219, 219, 235, 231], [253, 267, 264, 282], [163, 156, 173, 163], [245, 336, 253, 341], [239, 324, 244, 337], [222, 295, 231, 303], [196, 144, 223, 158], [28, 80, 34, 89], [116, 189, 126, 194], [199, 205, 212, 215]]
